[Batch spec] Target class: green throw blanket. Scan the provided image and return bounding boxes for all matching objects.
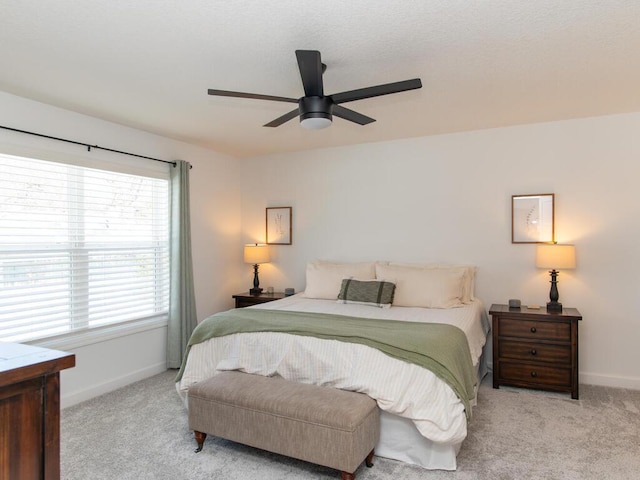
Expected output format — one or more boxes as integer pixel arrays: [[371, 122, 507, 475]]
[[176, 308, 477, 419]]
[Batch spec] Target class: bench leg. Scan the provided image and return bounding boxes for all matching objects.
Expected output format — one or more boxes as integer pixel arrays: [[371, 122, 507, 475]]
[[340, 449, 375, 480], [365, 449, 375, 467], [194, 431, 207, 453]]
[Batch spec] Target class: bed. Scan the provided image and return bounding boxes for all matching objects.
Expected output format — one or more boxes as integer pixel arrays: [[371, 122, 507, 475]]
[[176, 261, 490, 470]]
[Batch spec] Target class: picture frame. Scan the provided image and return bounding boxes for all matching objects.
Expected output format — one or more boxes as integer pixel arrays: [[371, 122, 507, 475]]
[[266, 207, 292, 245], [512, 194, 554, 243]]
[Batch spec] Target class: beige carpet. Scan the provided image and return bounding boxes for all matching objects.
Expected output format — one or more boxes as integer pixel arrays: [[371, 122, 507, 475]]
[[61, 370, 640, 479]]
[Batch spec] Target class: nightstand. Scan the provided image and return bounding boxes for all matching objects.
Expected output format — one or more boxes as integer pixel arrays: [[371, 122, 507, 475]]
[[489, 304, 582, 399], [232, 292, 286, 308]]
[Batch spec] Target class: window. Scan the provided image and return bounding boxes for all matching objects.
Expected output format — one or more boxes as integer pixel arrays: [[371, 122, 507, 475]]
[[0, 152, 170, 343]]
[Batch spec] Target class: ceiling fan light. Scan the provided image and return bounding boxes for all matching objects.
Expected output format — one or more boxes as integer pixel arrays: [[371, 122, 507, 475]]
[[300, 113, 332, 130]]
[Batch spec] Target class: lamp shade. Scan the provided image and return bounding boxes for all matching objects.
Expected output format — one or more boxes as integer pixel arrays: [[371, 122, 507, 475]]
[[244, 244, 270, 264], [536, 244, 576, 269]]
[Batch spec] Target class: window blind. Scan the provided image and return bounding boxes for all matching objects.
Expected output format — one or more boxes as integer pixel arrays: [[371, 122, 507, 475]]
[[0, 152, 170, 342]]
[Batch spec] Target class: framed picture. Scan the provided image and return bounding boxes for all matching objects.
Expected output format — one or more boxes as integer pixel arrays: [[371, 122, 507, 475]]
[[512, 194, 554, 243], [266, 207, 292, 245]]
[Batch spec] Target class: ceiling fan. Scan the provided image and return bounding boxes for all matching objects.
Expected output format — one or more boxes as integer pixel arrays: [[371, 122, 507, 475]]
[[207, 50, 422, 129]]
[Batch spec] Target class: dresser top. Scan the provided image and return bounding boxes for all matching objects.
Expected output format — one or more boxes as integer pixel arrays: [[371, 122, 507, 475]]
[[0, 342, 75, 387]]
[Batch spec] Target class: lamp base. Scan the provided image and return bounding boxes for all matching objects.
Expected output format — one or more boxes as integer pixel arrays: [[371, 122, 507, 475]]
[[546, 301, 563, 313], [249, 287, 263, 296]]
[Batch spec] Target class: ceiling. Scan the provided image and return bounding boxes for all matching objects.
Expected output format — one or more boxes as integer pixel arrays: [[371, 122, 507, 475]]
[[2, 1, 640, 158]]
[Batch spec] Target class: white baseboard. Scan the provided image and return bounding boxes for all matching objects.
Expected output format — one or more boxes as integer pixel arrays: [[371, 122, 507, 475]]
[[61, 362, 167, 409], [59, 363, 639, 410], [580, 372, 640, 391]]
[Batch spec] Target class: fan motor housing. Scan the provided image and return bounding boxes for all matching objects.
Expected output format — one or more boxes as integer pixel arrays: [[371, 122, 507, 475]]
[[299, 96, 333, 121]]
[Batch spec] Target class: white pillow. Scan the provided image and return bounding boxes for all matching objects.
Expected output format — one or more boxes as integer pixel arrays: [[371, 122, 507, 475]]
[[304, 261, 376, 300], [388, 263, 476, 304], [375, 263, 466, 308]]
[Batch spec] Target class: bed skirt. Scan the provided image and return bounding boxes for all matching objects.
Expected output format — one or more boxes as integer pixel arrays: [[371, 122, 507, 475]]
[[375, 344, 488, 470]]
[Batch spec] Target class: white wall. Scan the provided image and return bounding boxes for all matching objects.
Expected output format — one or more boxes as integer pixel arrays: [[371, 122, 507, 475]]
[[0, 92, 243, 406], [241, 112, 640, 390]]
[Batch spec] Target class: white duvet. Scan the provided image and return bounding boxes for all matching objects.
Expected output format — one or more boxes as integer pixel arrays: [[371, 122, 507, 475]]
[[176, 294, 489, 445]]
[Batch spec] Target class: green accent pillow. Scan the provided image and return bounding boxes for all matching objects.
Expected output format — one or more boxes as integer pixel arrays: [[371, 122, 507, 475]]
[[337, 279, 396, 308]]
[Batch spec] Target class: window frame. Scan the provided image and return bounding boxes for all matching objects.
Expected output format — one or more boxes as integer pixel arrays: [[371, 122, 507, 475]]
[[0, 144, 171, 350]]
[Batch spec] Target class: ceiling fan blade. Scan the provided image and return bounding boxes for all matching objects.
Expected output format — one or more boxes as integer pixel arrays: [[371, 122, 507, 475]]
[[295, 50, 324, 97], [332, 105, 376, 125], [208, 89, 298, 104], [263, 108, 300, 127], [331, 78, 422, 104]]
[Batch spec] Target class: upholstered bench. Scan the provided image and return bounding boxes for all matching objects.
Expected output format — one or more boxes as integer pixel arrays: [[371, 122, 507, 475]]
[[188, 371, 380, 480]]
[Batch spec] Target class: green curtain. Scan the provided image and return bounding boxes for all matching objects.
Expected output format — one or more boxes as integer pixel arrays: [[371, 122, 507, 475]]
[[167, 160, 197, 368]]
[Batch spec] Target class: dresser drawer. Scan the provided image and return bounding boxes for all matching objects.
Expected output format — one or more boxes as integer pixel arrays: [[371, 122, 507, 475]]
[[498, 317, 570, 341], [498, 340, 571, 364], [499, 362, 572, 388]]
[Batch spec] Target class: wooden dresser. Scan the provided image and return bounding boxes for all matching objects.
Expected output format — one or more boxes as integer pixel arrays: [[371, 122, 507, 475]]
[[0, 342, 75, 480], [489, 304, 581, 399]]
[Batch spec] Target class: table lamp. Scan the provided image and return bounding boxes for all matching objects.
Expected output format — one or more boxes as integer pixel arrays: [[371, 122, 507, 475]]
[[536, 244, 576, 312], [244, 244, 270, 295]]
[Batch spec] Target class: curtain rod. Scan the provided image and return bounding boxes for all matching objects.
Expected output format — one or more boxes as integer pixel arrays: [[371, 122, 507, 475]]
[[0, 125, 178, 167]]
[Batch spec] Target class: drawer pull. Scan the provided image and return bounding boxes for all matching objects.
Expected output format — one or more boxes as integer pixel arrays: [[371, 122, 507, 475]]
[[530, 349, 537, 356], [530, 327, 537, 333], [530, 371, 538, 378]]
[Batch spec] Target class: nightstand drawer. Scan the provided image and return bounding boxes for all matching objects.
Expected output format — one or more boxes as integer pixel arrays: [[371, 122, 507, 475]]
[[498, 318, 570, 341], [233, 292, 286, 308], [499, 362, 572, 388], [235, 298, 264, 308], [498, 340, 571, 364]]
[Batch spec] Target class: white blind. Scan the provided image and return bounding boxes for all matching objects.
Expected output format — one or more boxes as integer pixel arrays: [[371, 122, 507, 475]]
[[0, 152, 170, 342]]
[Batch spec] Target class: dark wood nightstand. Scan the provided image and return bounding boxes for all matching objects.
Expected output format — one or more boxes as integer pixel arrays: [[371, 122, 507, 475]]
[[232, 292, 286, 308], [489, 304, 582, 399]]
